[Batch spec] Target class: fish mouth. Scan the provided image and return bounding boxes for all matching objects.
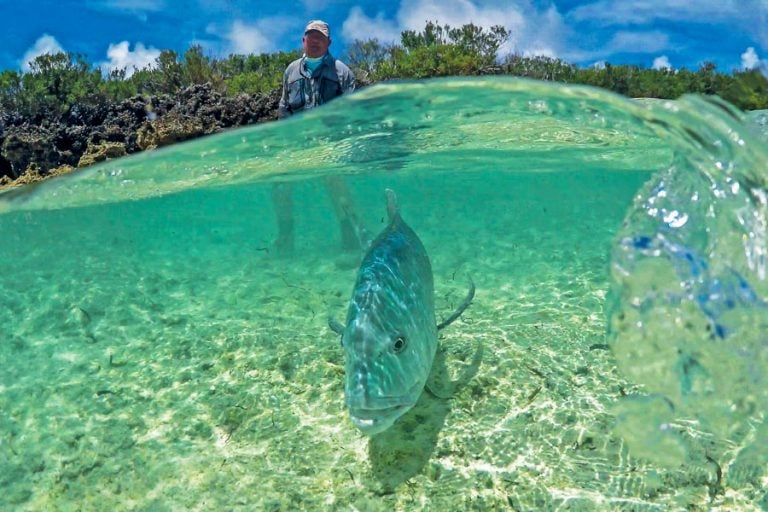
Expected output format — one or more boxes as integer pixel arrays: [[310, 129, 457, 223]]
[[348, 389, 421, 435], [346, 379, 425, 410], [349, 404, 411, 435], [350, 403, 410, 421], [345, 381, 425, 434]]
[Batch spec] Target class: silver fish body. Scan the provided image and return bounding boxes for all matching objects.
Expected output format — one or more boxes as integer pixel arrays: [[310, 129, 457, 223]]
[[340, 190, 438, 435]]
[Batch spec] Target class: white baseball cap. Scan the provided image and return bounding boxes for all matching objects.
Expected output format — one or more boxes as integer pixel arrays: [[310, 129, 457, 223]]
[[304, 20, 330, 39]]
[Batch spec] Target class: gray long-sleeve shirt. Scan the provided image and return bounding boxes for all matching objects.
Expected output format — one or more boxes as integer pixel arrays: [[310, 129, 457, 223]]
[[278, 53, 356, 119]]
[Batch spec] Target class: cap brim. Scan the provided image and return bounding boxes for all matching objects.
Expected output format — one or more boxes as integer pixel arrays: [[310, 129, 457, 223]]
[[304, 29, 329, 38]]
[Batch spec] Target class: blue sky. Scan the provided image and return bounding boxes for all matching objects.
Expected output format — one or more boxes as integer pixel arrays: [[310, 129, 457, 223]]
[[2, 0, 766, 75]]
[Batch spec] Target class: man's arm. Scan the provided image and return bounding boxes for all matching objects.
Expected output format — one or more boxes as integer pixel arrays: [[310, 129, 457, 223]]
[[338, 62, 356, 94], [277, 69, 291, 119]]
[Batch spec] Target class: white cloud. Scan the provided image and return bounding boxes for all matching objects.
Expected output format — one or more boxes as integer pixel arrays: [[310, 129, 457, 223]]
[[100, 41, 161, 77], [652, 55, 672, 70], [521, 46, 557, 59], [20, 34, 66, 71], [341, 1, 566, 60], [342, 7, 402, 44], [569, 0, 742, 24], [518, 6, 563, 59], [550, 29, 670, 65], [228, 20, 273, 54], [86, 0, 166, 21], [205, 18, 295, 56], [569, 0, 767, 48], [302, 0, 330, 11], [741, 46, 768, 76], [398, 0, 525, 33], [741, 46, 760, 69], [336, 0, 764, 70], [90, 0, 165, 12], [231, 20, 284, 54], [605, 31, 669, 54]]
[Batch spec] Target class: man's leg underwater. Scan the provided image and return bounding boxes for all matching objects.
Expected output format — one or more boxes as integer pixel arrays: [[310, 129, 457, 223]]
[[323, 176, 370, 252], [271, 182, 295, 254]]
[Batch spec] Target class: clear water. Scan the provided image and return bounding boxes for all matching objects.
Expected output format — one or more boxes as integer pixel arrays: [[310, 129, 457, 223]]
[[0, 78, 765, 510]]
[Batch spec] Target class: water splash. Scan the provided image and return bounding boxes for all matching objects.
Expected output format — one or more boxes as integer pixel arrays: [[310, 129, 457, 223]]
[[608, 96, 768, 467]]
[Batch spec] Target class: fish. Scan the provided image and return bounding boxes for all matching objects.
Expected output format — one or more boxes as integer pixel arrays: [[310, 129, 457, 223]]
[[329, 189, 475, 435]]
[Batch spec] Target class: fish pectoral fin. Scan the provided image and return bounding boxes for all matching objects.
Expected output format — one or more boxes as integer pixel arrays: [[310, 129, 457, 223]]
[[437, 280, 476, 331], [426, 346, 455, 399], [426, 380, 454, 399], [328, 316, 345, 335], [426, 339, 484, 399]]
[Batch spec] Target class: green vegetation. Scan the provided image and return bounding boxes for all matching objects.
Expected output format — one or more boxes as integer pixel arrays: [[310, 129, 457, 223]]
[[0, 53, 105, 117], [1, 21, 766, 119], [497, 57, 768, 110], [0, 46, 301, 119], [348, 22, 510, 79], [346, 22, 767, 110]]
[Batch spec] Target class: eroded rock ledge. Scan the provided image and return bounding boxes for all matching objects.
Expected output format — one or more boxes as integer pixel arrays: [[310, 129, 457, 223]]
[[0, 83, 281, 189]]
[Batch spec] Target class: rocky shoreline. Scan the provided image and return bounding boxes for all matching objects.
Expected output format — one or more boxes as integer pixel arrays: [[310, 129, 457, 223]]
[[0, 83, 281, 189]]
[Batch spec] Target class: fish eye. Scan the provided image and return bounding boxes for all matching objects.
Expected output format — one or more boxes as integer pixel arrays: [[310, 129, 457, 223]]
[[393, 335, 407, 353]]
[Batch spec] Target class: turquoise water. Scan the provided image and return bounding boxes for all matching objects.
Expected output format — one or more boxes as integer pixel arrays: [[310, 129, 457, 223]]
[[0, 78, 766, 510]]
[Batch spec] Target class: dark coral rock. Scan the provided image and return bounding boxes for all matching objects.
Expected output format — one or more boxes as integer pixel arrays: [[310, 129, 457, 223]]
[[65, 102, 109, 127], [136, 114, 205, 150], [1, 124, 60, 179], [54, 125, 90, 167], [0, 84, 282, 186], [0, 154, 12, 179], [77, 141, 127, 167]]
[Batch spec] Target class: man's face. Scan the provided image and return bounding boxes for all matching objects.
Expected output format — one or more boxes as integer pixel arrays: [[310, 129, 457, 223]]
[[303, 30, 330, 58]]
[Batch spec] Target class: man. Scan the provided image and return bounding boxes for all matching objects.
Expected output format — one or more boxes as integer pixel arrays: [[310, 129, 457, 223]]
[[278, 20, 355, 118], [273, 20, 367, 255]]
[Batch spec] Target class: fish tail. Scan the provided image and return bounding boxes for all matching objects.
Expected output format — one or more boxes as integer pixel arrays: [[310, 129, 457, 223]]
[[385, 189, 399, 221]]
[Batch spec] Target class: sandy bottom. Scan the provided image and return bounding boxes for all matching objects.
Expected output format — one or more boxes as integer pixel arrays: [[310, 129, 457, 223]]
[[0, 172, 765, 510]]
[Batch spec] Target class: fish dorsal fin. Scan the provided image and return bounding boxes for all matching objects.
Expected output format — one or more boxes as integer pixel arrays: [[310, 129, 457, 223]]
[[385, 189, 400, 222]]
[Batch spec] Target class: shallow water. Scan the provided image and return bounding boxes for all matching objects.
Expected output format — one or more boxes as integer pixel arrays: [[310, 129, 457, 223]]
[[0, 78, 766, 510]]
